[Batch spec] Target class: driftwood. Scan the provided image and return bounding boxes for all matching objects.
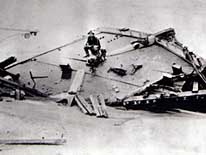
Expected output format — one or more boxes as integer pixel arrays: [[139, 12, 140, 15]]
[[0, 139, 66, 145]]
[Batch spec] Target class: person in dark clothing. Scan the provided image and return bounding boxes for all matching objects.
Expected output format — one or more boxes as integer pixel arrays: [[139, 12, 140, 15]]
[[84, 31, 101, 57]]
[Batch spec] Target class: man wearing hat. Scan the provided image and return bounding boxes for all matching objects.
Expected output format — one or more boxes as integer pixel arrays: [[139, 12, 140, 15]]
[[84, 31, 101, 58]]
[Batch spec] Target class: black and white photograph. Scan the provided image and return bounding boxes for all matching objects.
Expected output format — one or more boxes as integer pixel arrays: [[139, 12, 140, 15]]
[[0, 0, 206, 154]]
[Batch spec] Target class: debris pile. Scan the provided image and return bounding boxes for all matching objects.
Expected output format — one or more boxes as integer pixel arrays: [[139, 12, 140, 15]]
[[51, 68, 109, 118], [74, 94, 108, 118], [0, 56, 47, 100], [122, 67, 206, 110], [121, 28, 206, 112]]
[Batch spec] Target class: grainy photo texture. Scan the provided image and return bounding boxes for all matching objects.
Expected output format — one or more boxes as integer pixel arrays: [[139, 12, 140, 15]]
[[0, 0, 206, 155]]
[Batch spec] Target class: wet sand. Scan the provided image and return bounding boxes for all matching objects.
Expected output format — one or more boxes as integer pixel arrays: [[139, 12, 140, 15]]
[[1, 99, 206, 155]]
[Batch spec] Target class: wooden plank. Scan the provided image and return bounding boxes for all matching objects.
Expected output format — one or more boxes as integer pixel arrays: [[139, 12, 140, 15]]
[[99, 30, 147, 39], [76, 95, 94, 114], [98, 94, 109, 118], [192, 81, 199, 93], [0, 56, 17, 69], [90, 95, 101, 117], [97, 106, 104, 117], [0, 139, 66, 145], [75, 96, 88, 114], [153, 28, 175, 37], [120, 84, 150, 101], [68, 69, 85, 94], [120, 77, 164, 101], [107, 44, 135, 57], [67, 95, 75, 106]]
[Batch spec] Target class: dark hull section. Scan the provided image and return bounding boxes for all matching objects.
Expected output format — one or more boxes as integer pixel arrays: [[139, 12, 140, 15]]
[[124, 90, 206, 112]]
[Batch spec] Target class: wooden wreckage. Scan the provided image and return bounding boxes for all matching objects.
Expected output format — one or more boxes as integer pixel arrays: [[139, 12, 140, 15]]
[[1, 27, 206, 116]]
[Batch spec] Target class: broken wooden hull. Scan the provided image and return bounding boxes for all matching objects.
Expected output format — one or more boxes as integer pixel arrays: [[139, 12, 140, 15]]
[[124, 90, 206, 112], [4, 27, 206, 112]]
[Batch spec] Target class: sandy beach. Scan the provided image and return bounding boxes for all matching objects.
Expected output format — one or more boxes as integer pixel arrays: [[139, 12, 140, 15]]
[[1, 0, 206, 154]]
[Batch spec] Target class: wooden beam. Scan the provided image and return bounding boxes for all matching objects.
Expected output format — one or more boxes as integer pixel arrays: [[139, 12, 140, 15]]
[[120, 84, 149, 101], [76, 95, 94, 114], [90, 95, 101, 117], [185, 51, 206, 87], [153, 28, 175, 37], [0, 56, 17, 69], [0, 139, 66, 145], [99, 30, 147, 39], [97, 106, 104, 117], [192, 81, 199, 93], [74, 96, 88, 114], [67, 95, 75, 106], [98, 94, 109, 118], [68, 69, 85, 94]]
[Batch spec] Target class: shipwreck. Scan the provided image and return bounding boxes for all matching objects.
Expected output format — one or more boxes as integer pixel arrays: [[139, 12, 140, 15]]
[[1, 27, 206, 115]]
